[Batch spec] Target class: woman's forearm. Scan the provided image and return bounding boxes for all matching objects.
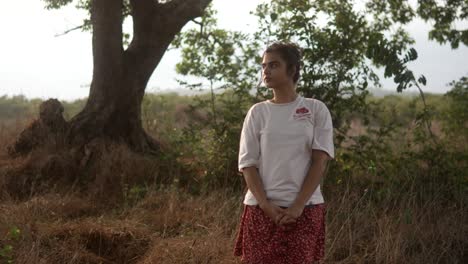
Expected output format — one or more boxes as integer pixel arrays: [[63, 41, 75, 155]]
[[242, 166, 269, 208], [293, 151, 329, 207]]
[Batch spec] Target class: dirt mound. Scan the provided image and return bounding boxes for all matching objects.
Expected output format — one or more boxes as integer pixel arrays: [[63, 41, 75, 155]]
[[7, 99, 68, 157]]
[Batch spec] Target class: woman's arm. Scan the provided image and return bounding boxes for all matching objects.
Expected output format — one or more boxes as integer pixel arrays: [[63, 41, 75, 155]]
[[242, 166, 286, 225], [279, 149, 329, 224], [293, 149, 329, 207], [242, 166, 269, 207]]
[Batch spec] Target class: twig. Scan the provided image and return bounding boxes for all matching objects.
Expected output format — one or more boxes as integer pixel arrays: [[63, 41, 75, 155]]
[[54, 24, 87, 37]]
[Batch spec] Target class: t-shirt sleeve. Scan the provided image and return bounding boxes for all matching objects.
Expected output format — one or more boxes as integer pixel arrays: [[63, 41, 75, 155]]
[[312, 101, 335, 160], [238, 105, 261, 172]]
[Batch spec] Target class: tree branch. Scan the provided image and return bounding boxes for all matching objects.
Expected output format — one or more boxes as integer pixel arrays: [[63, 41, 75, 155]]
[[129, 0, 157, 19], [163, 0, 212, 22], [54, 23, 88, 37], [125, 0, 213, 76]]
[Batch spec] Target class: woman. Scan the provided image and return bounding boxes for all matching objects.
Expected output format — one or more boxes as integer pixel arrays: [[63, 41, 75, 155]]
[[233, 41, 334, 264]]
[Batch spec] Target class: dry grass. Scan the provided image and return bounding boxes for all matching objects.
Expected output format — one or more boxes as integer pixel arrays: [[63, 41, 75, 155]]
[[0, 188, 244, 263], [0, 182, 465, 263], [323, 186, 466, 263]]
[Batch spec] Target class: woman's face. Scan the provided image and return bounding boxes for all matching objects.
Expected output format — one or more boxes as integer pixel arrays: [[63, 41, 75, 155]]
[[261, 51, 294, 89]]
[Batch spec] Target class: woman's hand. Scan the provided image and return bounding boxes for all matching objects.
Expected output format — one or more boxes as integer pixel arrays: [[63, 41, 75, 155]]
[[278, 203, 304, 226], [259, 201, 286, 225]]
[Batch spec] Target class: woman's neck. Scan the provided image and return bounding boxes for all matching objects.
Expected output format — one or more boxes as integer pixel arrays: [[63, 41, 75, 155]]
[[271, 86, 297, 104]]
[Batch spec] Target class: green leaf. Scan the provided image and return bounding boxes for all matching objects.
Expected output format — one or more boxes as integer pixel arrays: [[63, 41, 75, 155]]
[[270, 13, 278, 22], [418, 75, 427, 86]]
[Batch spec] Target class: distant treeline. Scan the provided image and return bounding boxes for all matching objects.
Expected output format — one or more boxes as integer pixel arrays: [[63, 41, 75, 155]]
[[0, 90, 448, 125]]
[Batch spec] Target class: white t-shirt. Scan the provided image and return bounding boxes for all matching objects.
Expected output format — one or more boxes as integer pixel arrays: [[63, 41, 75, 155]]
[[238, 95, 334, 207]]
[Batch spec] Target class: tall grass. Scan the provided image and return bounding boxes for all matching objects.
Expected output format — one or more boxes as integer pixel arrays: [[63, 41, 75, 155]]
[[0, 173, 465, 263]]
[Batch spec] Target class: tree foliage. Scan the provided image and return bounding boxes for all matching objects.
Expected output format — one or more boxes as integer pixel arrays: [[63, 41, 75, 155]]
[[174, 0, 426, 143], [443, 76, 468, 135], [367, 0, 468, 48]]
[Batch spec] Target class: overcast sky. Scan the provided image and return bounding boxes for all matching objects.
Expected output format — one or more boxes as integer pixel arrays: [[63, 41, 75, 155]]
[[0, 0, 467, 101]]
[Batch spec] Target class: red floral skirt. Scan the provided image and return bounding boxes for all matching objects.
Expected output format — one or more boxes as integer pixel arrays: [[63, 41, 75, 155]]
[[233, 203, 326, 264]]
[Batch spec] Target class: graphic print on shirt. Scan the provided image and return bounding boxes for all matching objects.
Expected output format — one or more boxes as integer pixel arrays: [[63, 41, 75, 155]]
[[292, 106, 312, 121], [289, 98, 313, 122]]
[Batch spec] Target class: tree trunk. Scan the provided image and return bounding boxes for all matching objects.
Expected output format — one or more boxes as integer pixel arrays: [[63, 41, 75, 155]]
[[66, 0, 212, 154]]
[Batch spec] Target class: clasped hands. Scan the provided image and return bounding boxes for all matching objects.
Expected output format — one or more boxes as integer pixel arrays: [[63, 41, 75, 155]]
[[259, 201, 304, 228]]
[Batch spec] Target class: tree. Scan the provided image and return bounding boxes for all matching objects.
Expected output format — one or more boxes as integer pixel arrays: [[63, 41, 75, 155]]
[[4, 0, 214, 199], [37, 0, 212, 154]]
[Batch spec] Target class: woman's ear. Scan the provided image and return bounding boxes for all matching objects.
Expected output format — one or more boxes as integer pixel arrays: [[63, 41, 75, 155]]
[[287, 65, 296, 80]]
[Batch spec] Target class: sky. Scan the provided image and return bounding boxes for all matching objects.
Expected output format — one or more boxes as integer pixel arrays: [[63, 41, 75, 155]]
[[0, 0, 467, 101]]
